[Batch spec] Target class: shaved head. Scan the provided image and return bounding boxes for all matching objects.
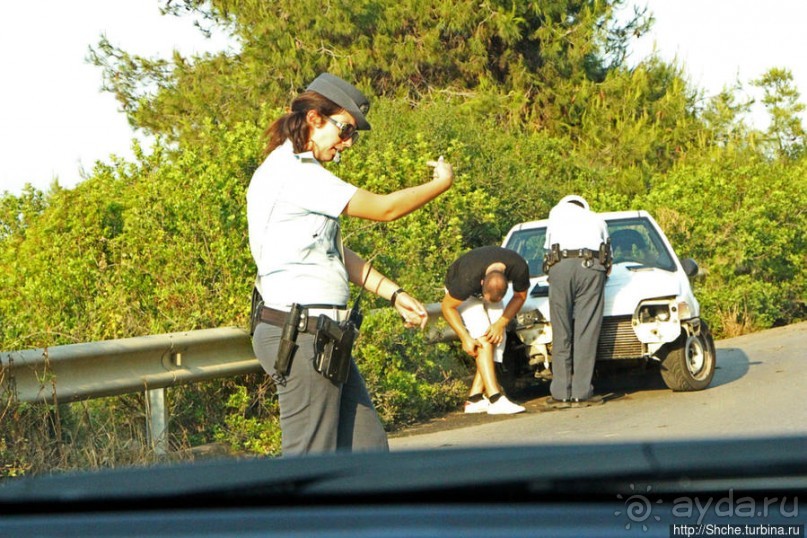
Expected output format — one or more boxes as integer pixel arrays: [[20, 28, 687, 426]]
[[482, 270, 508, 303]]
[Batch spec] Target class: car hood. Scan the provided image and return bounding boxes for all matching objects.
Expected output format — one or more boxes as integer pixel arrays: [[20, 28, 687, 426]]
[[520, 264, 688, 319], [604, 264, 686, 316]]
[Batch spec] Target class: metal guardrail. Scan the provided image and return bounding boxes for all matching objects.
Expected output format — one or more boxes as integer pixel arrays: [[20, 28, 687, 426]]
[[0, 327, 259, 404], [0, 303, 450, 406], [0, 306, 452, 452]]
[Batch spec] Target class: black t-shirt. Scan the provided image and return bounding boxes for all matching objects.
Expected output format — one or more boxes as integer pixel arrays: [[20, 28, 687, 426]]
[[444, 246, 530, 301]]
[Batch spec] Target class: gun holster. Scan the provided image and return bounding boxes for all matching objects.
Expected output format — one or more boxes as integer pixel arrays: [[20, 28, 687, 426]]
[[542, 243, 562, 273], [313, 314, 358, 384]]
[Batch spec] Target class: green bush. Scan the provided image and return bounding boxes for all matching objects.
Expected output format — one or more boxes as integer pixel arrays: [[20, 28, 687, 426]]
[[2, 93, 805, 474], [355, 309, 469, 429], [213, 385, 282, 456], [638, 150, 807, 335]]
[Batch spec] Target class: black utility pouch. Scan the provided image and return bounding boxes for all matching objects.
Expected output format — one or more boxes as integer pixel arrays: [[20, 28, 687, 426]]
[[314, 315, 356, 384], [275, 303, 304, 376], [599, 238, 613, 272], [542, 243, 562, 273]]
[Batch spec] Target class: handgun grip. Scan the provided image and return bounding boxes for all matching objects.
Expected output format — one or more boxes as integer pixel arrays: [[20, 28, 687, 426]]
[[316, 314, 344, 340]]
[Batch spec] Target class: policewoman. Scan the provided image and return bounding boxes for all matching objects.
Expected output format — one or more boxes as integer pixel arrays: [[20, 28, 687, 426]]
[[542, 195, 611, 409], [247, 73, 454, 455]]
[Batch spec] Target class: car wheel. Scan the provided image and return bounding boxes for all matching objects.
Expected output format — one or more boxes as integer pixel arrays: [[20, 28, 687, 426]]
[[659, 320, 716, 391]]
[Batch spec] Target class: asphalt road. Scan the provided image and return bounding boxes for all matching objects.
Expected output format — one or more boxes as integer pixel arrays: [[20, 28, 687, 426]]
[[389, 321, 807, 451]]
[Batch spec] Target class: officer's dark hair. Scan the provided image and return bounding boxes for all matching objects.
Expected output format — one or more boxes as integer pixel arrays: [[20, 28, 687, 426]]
[[263, 91, 345, 156]]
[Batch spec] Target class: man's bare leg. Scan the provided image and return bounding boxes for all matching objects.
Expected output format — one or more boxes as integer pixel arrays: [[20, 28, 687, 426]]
[[474, 339, 500, 397], [469, 370, 485, 397]]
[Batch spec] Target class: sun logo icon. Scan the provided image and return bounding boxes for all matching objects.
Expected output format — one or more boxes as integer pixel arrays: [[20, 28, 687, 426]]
[[614, 484, 663, 531]]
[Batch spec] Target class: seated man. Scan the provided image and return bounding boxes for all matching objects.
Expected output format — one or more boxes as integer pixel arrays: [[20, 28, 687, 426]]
[[441, 246, 530, 415]]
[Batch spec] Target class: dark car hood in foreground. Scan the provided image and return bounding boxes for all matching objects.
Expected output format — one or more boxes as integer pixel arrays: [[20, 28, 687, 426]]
[[2, 436, 806, 505], [1, 436, 805, 538]]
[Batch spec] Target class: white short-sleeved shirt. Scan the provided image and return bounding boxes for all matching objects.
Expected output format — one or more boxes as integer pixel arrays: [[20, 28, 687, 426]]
[[247, 140, 358, 308], [544, 202, 609, 251]]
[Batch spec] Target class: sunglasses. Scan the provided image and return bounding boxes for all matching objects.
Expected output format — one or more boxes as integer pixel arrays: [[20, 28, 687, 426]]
[[324, 116, 359, 144]]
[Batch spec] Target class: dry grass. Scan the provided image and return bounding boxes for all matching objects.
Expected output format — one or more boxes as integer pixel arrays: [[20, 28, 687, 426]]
[[716, 304, 759, 338]]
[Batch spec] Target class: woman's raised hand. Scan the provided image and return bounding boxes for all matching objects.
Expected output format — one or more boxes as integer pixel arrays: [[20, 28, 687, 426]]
[[427, 156, 454, 187]]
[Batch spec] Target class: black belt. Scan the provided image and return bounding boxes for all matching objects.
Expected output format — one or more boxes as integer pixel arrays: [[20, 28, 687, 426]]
[[559, 248, 598, 259], [544, 243, 609, 273], [259, 306, 321, 334]]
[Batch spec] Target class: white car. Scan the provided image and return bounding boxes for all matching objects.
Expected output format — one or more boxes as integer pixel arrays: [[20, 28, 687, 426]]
[[499, 210, 716, 393]]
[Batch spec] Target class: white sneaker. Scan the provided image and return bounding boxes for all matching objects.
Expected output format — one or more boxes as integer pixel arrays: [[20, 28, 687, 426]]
[[464, 398, 490, 414], [487, 395, 526, 415]]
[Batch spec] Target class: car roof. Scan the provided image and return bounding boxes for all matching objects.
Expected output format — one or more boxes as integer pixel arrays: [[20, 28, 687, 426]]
[[504, 210, 650, 233]]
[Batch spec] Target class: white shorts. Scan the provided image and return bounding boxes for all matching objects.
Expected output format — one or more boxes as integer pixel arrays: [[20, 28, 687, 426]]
[[457, 296, 506, 363]]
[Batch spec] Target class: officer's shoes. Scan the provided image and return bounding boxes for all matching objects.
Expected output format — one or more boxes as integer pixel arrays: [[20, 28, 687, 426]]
[[543, 396, 572, 410], [571, 395, 605, 408], [487, 395, 526, 415]]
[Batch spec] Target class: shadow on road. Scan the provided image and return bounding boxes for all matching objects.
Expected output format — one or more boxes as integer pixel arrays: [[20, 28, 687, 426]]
[[708, 347, 750, 388], [514, 346, 750, 402], [508, 360, 669, 406]]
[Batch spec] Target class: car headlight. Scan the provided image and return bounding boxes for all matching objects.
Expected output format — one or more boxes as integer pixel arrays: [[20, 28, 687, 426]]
[[637, 303, 674, 324], [516, 309, 546, 328], [677, 300, 692, 320], [633, 298, 683, 347]]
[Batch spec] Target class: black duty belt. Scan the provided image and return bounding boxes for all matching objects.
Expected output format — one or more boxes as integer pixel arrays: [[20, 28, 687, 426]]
[[544, 243, 611, 273], [259, 306, 320, 334], [559, 248, 598, 259]]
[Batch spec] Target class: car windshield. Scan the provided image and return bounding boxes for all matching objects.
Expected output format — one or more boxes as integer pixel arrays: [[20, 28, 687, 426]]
[[504, 216, 677, 277]]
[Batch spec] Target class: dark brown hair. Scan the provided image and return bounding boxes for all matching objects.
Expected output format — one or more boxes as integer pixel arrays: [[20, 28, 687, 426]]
[[263, 91, 344, 156]]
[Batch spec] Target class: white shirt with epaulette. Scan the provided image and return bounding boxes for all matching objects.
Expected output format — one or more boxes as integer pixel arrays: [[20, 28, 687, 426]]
[[247, 140, 358, 309]]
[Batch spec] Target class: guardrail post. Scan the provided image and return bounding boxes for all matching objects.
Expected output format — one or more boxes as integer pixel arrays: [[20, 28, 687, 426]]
[[146, 388, 168, 455]]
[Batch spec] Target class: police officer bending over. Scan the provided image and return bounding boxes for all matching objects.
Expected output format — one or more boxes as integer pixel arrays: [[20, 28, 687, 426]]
[[542, 195, 611, 409]]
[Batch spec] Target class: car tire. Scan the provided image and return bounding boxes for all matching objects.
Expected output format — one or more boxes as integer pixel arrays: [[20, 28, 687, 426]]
[[659, 320, 716, 391]]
